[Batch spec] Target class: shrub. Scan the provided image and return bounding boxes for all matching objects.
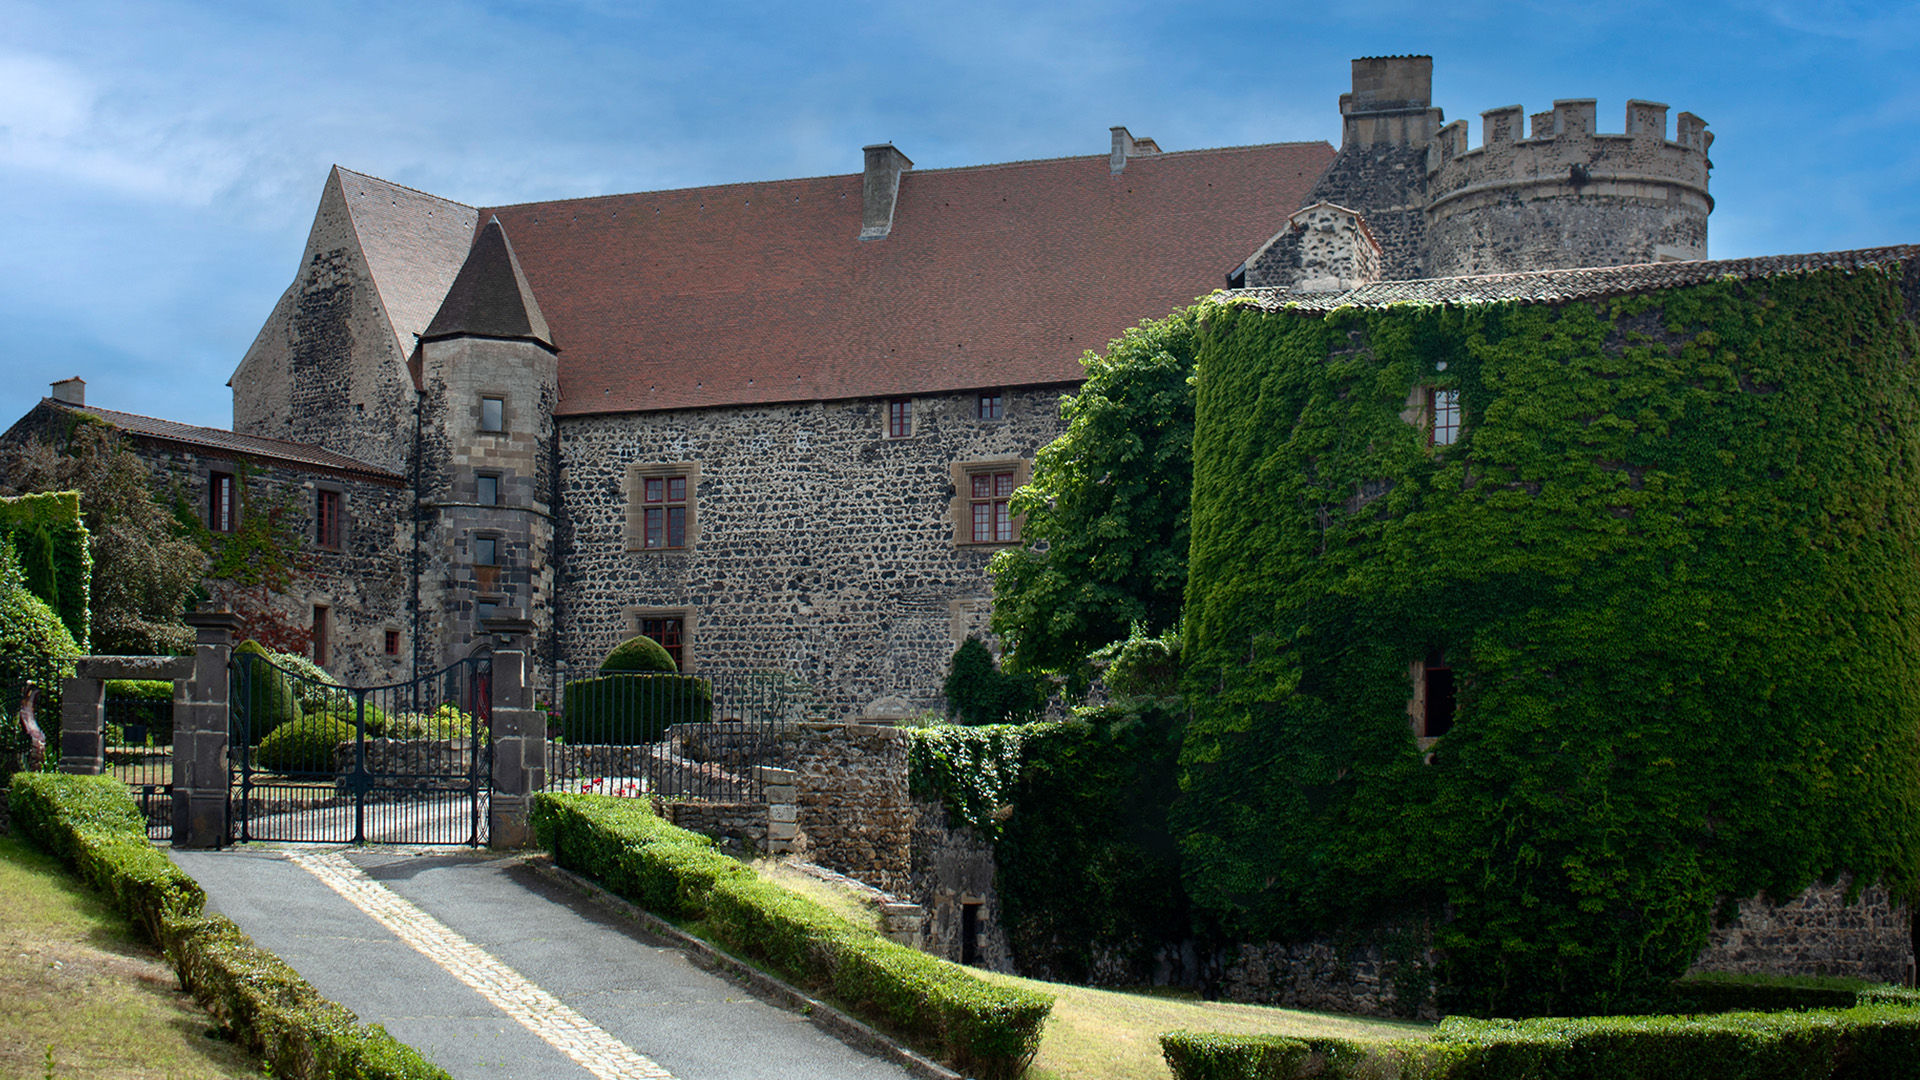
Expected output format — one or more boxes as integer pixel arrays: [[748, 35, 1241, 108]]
[[303, 702, 391, 736], [942, 636, 1045, 725], [232, 639, 301, 743], [105, 678, 174, 745], [600, 634, 678, 674], [255, 714, 355, 774], [1159, 1031, 1313, 1080], [386, 704, 482, 742], [0, 539, 80, 695], [528, 791, 1053, 1079], [268, 648, 342, 712], [561, 673, 712, 746], [1671, 972, 1874, 1014]]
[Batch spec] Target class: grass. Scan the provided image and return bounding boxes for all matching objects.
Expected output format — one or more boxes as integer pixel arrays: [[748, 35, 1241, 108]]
[[978, 971, 1431, 1080], [748, 856, 884, 932], [0, 835, 260, 1079]]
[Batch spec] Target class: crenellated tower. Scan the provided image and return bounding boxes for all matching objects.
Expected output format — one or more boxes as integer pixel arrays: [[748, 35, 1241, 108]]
[[1423, 97, 1712, 277]]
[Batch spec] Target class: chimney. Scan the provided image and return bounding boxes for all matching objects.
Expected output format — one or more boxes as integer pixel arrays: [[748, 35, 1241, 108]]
[[860, 143, 913, 240], [1110, 126, 1161, 174], [50, 377, 84, 406]]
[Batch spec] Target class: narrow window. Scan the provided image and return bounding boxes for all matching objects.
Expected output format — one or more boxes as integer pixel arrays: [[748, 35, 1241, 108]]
[[1429, 388, 1460, 446], [1422, 651, 1456, 738], [476, 474, 499, 507], [479, 396, 505, 433], [476, 600, 498, 619], [312, 605, 330, 668], [384, 629, 401, 656], [642, 474, 689, 549], [474, 536, 497, 566], [887, 398, 912, 438], [977, 393, 1004, 421], [640, 616, 685, 670], [970, 470, 1016, 543], [315, 489, 342, 548], [209, 472, 235, 533]]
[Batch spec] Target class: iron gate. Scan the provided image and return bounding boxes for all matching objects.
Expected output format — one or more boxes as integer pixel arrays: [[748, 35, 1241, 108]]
[[229, 652, 491, 845]]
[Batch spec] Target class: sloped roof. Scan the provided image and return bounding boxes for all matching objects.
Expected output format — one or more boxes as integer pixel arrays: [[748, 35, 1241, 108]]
[[1234, 246, 1920, 312], [335, 167, 480, 358], [476, 140, 1334, 415], [422, 218, 554, 347], [45, 401, 404, 483]]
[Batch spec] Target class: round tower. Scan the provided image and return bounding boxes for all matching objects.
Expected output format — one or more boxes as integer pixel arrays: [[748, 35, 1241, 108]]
[[1423, 98, 1712, 277]]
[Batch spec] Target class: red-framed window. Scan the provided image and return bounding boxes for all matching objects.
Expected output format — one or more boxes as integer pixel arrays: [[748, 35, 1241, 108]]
[[887, 398, 912, 438], [640, 616, 685, 670], [643, 475, 688, 549], [316, 489, 342, 548], [384, 629, 401, 656], [209, 472, 235, 533], [970, 470, 1017, 543], [977, 392, 1003, 420], [1429, 388, 1460, 446]]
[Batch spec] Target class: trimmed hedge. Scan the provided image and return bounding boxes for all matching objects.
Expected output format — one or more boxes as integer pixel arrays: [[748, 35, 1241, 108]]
[[7, 773, 449, 1080], [1157, 1006, 1920, 1080], [560, 672, 712, 746], [1671, 974, 1875, 1014], [233, 640, 302, 743], [530, 791, 1053, 1079]]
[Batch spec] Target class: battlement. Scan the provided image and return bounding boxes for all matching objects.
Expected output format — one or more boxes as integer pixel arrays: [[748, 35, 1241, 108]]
[[1426, 97, 1711, 215]]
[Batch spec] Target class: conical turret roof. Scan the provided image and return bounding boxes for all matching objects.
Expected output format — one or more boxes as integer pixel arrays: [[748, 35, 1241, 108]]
[[421, 217, 554, 348]]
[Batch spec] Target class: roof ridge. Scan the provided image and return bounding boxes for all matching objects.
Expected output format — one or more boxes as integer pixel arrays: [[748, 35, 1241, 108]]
[[52, 401, 402, 478], [331, 165, 478, 211]]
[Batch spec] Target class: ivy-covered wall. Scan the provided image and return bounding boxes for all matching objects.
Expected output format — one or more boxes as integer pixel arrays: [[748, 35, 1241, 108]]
[[0, 491, 91, 648], [1181, 262, 1920, 1016]]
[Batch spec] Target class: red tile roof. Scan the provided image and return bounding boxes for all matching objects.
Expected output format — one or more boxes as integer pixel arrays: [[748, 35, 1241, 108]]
[[46, 401, 405, 483], [478, 141, 1334, 416]]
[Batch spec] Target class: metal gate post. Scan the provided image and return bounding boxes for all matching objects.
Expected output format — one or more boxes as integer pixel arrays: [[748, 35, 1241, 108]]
[[486, 646, 544, 848], [175, 610, 241, 848]]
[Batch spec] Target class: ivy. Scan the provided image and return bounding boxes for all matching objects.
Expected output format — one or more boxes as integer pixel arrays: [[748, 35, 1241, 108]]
[[908, 723, 1039, 839], [172, 463, 304, 590], [1180, 266, 1920, 1016]]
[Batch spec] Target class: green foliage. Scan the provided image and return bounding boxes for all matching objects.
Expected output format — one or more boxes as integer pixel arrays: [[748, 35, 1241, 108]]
[[232, 640, 302, 743], [170, 463, 305, 591], [1179, 269, 1920, 1016], [0, 422, 202, 654], [0, 490, 91, 647], [105, 678, 173, 745], [255, 714, 355, 774], [1670, 973, 1876, 1014], [385, 704, 482, 742], [908, 722, 1036, 839], [942, 636, 1046, 725], [561, 673, 712, 745], [600, 633, 678, 673], [529, 792, 1052, 1079], [1159, 1031, 1315, 1079], [990, 309, 1201, 684], [0, 544, 81, 734]]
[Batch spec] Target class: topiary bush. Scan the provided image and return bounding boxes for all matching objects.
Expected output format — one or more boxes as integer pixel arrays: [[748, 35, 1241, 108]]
[[561, 673, 712, 745], [232, 639, 301, 744], [254, 714, 354, 774], [600, 634, 678, 674], [942, 636, 1046, 725]]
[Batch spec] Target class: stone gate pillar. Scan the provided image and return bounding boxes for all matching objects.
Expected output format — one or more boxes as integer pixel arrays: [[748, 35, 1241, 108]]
[[58, 671, 105, 775], [174, 610, 240, 849], [486, 644, 546, 848]]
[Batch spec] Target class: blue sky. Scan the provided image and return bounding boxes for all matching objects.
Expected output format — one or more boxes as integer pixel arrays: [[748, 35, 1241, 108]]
[[1, 0, 1915, 432]]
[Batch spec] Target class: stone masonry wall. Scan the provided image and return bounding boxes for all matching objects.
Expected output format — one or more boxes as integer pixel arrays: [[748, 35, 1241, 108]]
[[910, 797, 1014, 971], [1691, 878, 1915, 985], [786, 722, 911, 895], [555, 386, 1069, 716], [1220, 936, 1440, 1021]]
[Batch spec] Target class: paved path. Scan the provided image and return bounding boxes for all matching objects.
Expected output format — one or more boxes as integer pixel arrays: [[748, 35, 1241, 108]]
[[171, 846, 921, 1080]]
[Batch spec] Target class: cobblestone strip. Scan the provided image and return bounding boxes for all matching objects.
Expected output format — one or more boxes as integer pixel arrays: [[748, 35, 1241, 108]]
[[289, 850, 675, 1080]]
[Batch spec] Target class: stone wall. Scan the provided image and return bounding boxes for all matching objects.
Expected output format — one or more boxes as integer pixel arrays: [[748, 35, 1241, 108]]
[[785, 722, 911, 894], [660, 799, 770, 851], [1220, 934, 1439, 1021], [554, 385, 1069, 716], [1691, 878, 1915, 985], [909, 797, 1014, 971]]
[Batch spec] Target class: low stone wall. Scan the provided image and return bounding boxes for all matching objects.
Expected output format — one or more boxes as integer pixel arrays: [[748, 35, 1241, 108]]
[[1220, 934, 1439, 1021], [668, 721, 791, 766], [786, 723, 911, 895], [660, 800, 769, 851], [1691, 878, 1915, 985], [909, 797, 1012, 971]]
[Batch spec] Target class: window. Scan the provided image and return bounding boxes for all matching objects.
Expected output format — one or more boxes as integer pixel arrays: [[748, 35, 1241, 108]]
[[1429, 388, 1460, 446], [474, 536, 497, 566], [312, 605, 330, 668], [476, 600, 498, 619], [384, 629, 401, 656], [209, 472, 235, 533], [315, 489, 342, 549], [476, 474, 499, 507], [625, 464, 699, 552], [952, 459, 1030, 545], [1409, 651, 1456, 742], [977, 393, 1003, 421], [639, 615, 686, 670], [887, 398, 912, 438], [970, 470, 1016, 543], [479, 396, 505, 433]]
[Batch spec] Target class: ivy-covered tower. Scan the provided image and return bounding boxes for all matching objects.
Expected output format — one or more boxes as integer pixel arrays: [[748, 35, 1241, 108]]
[[410, 218, 559, 678]]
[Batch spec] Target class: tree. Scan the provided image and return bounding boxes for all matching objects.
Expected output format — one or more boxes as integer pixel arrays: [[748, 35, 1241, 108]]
[[0, 421, 205, 654], [941, 636, 1046, 726], [988, 308, 1200, 683]]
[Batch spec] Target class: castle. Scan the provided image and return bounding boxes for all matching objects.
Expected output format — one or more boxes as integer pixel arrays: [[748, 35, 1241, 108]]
[[3, 56, 1718, 714]]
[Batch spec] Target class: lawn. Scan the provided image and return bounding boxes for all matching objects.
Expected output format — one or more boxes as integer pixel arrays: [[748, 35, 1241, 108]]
[[0, 835, 260, 1080]]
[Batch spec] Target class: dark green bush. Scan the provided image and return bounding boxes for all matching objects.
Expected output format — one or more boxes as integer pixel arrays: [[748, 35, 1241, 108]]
[[1671, 973, 1873, 1014], [560, 673, 712, 745], [233, 639, 301, 743], [601, 633, 678, 673], [255, 714, 355, 774], [1159, 1031, 1315, 1080], [942, 636, 1046, 725], [105, 678, 174, 745], [529, 791, 1053, 1079]]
